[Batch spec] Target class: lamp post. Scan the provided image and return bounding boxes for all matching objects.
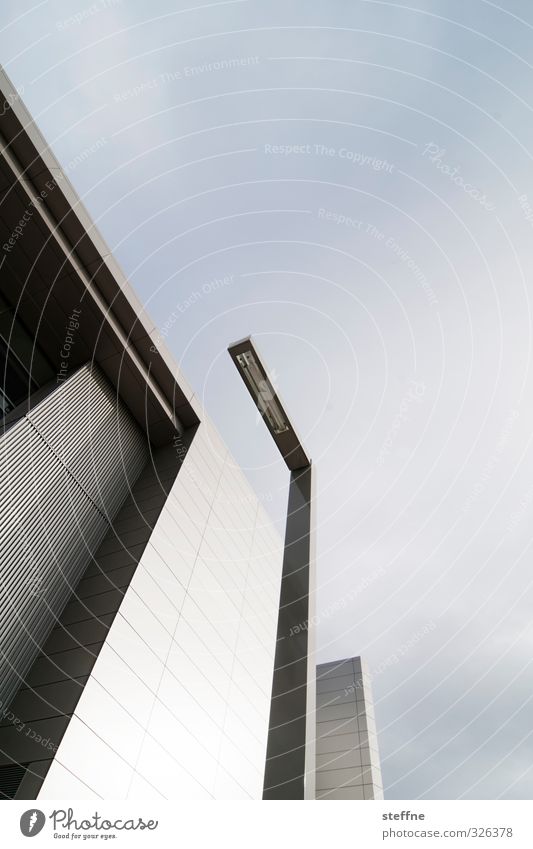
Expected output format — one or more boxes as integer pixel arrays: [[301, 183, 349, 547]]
[[228, 337, 315, 800]]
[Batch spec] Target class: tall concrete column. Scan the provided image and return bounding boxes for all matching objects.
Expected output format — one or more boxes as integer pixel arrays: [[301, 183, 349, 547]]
[[263, 463, 316, 800]]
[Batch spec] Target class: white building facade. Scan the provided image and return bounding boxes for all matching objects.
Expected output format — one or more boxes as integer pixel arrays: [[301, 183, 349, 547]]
[[38, 414, 283, 799], [0, 66, 286, 800]]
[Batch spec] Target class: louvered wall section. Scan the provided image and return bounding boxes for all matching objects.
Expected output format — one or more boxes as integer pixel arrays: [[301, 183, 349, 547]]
[[0, 363, 149, 711]]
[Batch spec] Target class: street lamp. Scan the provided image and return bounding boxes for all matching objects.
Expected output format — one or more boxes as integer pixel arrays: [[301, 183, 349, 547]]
[[228, 336, 315, 800]]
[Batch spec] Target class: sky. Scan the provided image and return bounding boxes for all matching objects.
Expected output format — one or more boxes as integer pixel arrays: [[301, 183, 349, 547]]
[[2, 0, 533, 800]]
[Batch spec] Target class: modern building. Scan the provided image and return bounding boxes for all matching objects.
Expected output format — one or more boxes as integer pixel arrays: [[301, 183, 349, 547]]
[[0, 67, 315, 800], [316, 657, 383, 800]]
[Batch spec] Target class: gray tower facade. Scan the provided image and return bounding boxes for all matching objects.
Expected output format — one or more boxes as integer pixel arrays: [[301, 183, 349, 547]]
[[316, 657, 383, 800]]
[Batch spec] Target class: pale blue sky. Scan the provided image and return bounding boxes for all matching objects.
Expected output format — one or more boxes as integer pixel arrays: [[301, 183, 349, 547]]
[[3, 0, 533, 799]]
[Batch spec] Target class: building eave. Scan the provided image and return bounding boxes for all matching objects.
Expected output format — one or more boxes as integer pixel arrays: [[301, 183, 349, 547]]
[[0, 65, 201, 444]]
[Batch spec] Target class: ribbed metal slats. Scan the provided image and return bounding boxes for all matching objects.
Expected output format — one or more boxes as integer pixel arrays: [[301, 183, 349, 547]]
[[0, 763, 26, 799], [0, 363, 148, 710]]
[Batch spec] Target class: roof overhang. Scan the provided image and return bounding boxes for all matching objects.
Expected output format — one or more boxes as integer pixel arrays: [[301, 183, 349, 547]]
[[0, 66, 200, 444]]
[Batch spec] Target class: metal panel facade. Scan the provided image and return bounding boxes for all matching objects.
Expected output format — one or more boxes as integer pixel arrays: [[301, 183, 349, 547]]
[[38, 418, 284, 799], [316, 657, 384, 799], [0, 364, 148, 712]]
